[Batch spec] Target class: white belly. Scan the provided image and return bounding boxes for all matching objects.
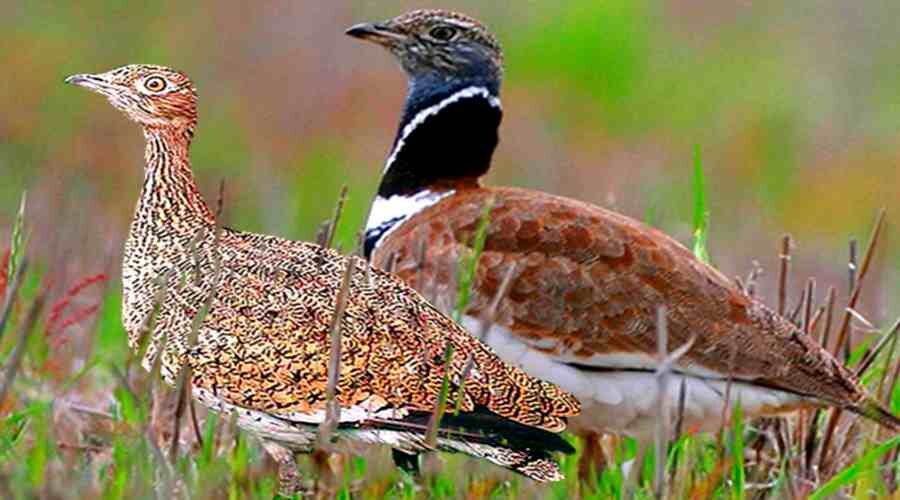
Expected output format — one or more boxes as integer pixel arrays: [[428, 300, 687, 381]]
[[462, 317, 807, 439]]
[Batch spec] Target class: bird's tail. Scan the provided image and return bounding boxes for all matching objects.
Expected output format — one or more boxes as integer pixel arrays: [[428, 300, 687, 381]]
[[851, 396, 900, 433], [363, 408, 574, 482], [434, 437, 566, 482]]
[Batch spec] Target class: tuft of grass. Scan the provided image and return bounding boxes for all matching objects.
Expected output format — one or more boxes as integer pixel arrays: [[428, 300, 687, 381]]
[[7, 191, 27, 288], [692, 145, 711, 264]]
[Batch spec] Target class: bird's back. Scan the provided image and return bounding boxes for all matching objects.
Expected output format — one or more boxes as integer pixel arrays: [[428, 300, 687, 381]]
[[373, 186, 882, 419]]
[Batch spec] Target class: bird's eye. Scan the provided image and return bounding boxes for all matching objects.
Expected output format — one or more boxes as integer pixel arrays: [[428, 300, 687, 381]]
[[143, 76, 167, 93], [429, 26, 458, 42]]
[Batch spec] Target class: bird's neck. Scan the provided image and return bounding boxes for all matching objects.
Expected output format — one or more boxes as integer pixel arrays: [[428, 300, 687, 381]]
[[122, 125, 217, 359], [137, 126, 215, 231], [380, 75, 502, 198], [365, 76, 502, 258]]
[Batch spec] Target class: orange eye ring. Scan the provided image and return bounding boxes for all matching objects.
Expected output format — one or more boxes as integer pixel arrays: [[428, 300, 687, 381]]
[[143, 76, 167, 92]]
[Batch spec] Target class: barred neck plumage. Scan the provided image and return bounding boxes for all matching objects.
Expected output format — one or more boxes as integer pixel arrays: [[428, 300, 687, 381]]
[[138, 125, 215, 229], [365, 74, 502, 257], [122, 124, 215, 357]]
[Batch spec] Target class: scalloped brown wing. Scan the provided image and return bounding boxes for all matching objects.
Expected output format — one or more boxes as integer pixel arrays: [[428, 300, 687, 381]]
[[372, 186, 868, 410], [184, 229, 579, 433]]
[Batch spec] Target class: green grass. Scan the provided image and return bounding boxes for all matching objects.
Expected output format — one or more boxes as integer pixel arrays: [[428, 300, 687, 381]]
[[1, 187, 898, 500], [692, 145, 711, 264]]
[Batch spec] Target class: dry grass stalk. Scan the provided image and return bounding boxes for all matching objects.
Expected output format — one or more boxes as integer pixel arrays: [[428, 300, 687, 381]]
[[830, 211, 885, 365], [316, 253, 356, 452], [128, 270, 173, 381], [874, 321, 899, 404], [651, 327, 695, 497], [848, 238, 858, 294], [454, 263, 517, 416], [673, 379, 687, 443], [821, 286, 838, 354], [326, 186, 348, 249], [718, 342, 738, 441], [0, 288, 44, 410], [169, 185, 231, 460], [667, 379, 688, 488], [886, 346, 900, 408], [653, 306, 669, 499], [846, 307, 875, 330], [778, 235, 792, 316], [788, 281, 809, 326], [475, 262, 517, 343], [145, 425, 176, 497], [803, 279, 815, 334], [413, 239, 428, 295], [795, 279, 816, 468], [808, 305, 825, 339], [819, 209, 886, 473], [855, 318, 900, 378]]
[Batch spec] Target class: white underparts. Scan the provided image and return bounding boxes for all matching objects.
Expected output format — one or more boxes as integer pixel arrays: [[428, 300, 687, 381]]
[[192, 386, 554, 477], [461, 317, 810, 439], [384, 85, 502, 174], [365, 190, 454, 251]]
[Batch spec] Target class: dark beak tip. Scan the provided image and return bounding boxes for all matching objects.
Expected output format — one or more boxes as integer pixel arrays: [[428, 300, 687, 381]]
[[345, 23, 374, 39]]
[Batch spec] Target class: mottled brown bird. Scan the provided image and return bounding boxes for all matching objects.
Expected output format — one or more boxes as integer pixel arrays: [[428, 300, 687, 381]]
[[65, 64, 580, 485], [347, 8, 899, 451]]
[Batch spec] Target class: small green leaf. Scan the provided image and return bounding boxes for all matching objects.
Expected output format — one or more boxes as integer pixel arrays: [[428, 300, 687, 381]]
[[692, 146, 711, 264]]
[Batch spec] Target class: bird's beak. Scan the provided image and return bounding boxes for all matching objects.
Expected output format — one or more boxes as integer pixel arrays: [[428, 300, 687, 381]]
[[64, 73, 119, 95], [345, 22, 406, 47]]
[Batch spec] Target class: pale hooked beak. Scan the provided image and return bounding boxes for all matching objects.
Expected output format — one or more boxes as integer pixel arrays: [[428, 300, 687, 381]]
[[345, 22, 407, 47]]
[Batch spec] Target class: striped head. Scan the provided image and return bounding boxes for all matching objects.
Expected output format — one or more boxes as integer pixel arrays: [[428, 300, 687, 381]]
[[66, 64, 197, 132], [347, 9, 503, 86]]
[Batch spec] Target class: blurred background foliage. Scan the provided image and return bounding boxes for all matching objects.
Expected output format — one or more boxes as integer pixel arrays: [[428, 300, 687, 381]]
[[1, 0, 898, 325]]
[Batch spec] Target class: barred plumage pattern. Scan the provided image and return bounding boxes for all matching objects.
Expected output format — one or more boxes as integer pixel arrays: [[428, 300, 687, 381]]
[[67, 64, 579, 482]]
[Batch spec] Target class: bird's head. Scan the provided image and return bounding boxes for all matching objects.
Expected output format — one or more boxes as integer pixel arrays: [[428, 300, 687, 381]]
[[66, 64, 197, 132], [347, 9, 503, 88]]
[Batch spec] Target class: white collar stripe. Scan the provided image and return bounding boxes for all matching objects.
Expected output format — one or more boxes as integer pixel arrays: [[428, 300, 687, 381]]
[[365, 190, 455, 251], [384, 86, 501, 174]]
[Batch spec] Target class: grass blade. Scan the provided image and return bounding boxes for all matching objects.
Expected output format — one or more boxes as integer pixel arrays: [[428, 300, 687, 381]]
[[7, 192, 27, 288], [0, 291, 44, 410], [809, 434, 900, 499], [691, 145, 711, 264], [453, 198, 494, 322]]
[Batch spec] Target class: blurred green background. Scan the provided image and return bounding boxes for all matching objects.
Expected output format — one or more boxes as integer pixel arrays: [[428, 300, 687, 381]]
[[1, 0, 898, 326]]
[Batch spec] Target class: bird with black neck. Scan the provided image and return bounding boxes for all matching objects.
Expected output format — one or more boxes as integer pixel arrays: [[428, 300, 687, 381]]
[[348, 8, 900, 479]]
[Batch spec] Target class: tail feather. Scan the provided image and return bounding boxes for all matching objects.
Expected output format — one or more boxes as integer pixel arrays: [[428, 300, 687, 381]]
[[852, 397, 900, 433], [435, 439, 565, 482], [354, 406, 573, 482]]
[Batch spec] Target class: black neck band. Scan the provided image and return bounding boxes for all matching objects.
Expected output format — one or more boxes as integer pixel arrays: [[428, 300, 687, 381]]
[[377, 79, 502, 198]]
